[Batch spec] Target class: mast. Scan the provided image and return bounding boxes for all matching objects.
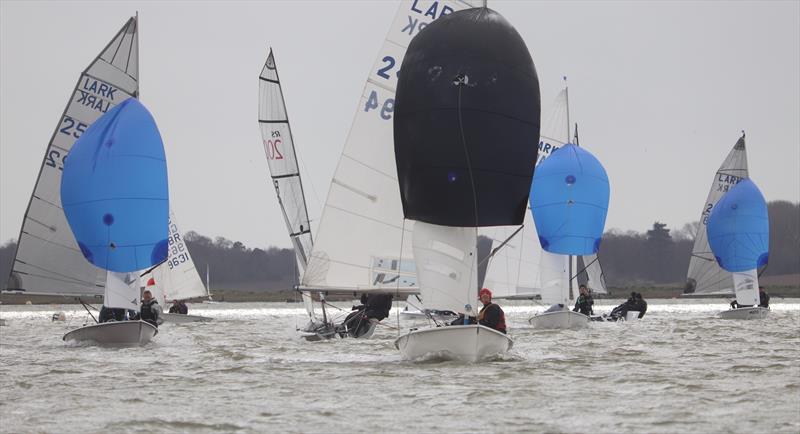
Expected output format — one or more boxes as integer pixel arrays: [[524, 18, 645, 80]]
[[564, 76, 573, 299]]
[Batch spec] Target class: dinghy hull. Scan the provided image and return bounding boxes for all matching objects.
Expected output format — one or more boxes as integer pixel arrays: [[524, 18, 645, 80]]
[[63, 320, 157, 346], [719, 307, 769, 320], [161, 313, 212, 324], [528, 310, 589, 329], [394, 325, 513, 362]]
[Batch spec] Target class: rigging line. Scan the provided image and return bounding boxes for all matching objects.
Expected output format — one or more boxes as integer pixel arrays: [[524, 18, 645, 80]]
[[478, 225, 524, 268], [78, 298, 98, 324], [456, 76, 479, 314]]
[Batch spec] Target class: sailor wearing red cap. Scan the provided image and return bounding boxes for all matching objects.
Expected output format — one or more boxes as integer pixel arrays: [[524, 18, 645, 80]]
[[477, 288, 506, 334]]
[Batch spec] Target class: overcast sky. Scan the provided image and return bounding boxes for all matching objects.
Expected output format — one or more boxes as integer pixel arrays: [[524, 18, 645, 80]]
[[1, 0, 798, 250]]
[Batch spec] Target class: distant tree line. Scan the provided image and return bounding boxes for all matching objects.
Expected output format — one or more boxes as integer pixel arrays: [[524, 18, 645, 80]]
[[1, 202, 797, 291]]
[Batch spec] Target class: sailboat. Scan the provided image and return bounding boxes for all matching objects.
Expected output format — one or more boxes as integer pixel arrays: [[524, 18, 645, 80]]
[[707, 177, 770, 320], [257, 48, 333, 339], [142, 211, 213, 323], [392, 7, 539, 362], [483, 85, 608, 317], [527, 141, 610, 329], [3, 18, 143, 341], [61, 96, 169, 345], [298, 0, 485, 300], [685, 134, 749, 296]]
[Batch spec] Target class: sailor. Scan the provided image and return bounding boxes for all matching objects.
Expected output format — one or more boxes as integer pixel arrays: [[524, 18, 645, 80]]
[[477, 288, 506, 334], [98, 306, 125, 323], [758, 286, 770, 308], [363, 293, 393, 321], [169, 299, 189, 314], [609, 292, 638, 321], [572, 284, 594, 316], [633, 292, 647, 318], [131, 290, 163, 326]]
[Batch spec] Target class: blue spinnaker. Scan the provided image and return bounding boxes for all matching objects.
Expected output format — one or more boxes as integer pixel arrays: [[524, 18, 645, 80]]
[[530, 143, 610, 255], [707, 178, 769, 272], [61, 98, 169, 272]]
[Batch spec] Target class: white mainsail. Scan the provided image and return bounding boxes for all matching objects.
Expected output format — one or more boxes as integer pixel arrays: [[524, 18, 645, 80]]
[[5, 18, 139, 297], [144, 211, 207, 304], [301, 0, 484, 293], [258, 49, 318, 319], [686, 136, 748, 295]]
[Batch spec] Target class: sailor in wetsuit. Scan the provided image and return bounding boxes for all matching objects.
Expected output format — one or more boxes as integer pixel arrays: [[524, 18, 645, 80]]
[[169, 299, 189, 314], [98, 306, 126, 323], [338, 293, 393, 338], [609, 292, 638, 321], [131, 290, 163, 327], [573, 284, 594, 316], [758, 286, 770, 308]]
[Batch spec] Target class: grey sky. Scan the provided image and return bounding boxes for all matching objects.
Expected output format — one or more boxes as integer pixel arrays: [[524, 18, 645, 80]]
[[1, 0, 798, 250]]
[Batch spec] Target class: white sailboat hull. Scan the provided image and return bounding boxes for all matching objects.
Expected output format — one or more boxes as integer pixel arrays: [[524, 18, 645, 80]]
[[528, 310, 590, 329], [394, 325, 513, 362], [161, 313, 212, 324], [62, 320, 157, 346], [719, 307, 769, 320]]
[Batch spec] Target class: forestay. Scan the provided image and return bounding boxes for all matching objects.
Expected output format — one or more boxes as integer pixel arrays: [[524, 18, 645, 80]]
[[5, 17, 139, 296], [301, 0, 485, 293], [144, 211, 207, 304], [258, 49, 317, 319], [685, 136, 748, 295]]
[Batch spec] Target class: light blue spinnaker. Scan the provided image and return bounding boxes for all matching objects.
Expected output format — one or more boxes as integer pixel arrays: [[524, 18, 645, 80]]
[[530, 143, 610, 256], [61, 98, 169, 272], [707, 178, 769, 273]]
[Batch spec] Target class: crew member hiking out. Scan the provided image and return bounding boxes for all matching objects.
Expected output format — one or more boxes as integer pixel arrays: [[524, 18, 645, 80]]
[[337, 293, 393, 338], [477, 288, 506, 334]]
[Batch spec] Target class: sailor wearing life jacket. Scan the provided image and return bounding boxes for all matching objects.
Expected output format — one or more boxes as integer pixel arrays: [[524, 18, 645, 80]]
[[133, 290, 163, 326], [477, 288, 506, 334]]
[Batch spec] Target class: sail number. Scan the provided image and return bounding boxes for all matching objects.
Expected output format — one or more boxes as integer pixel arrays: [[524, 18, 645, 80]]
[[364, 90, 395, 120], [167, 252, 189, 269], [702, 203, 713, 225], [45, 148, 67, 171], [264, 139, 284, 160], [59, 116, 88, 139], [377, 56, 397, 80]]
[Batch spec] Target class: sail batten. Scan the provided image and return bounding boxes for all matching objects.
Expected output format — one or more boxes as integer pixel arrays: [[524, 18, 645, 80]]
[[5, 17, 140, 296]]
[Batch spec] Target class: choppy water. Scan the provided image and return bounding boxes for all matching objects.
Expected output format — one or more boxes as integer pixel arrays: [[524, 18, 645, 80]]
[[1, 298, 799, 433]]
